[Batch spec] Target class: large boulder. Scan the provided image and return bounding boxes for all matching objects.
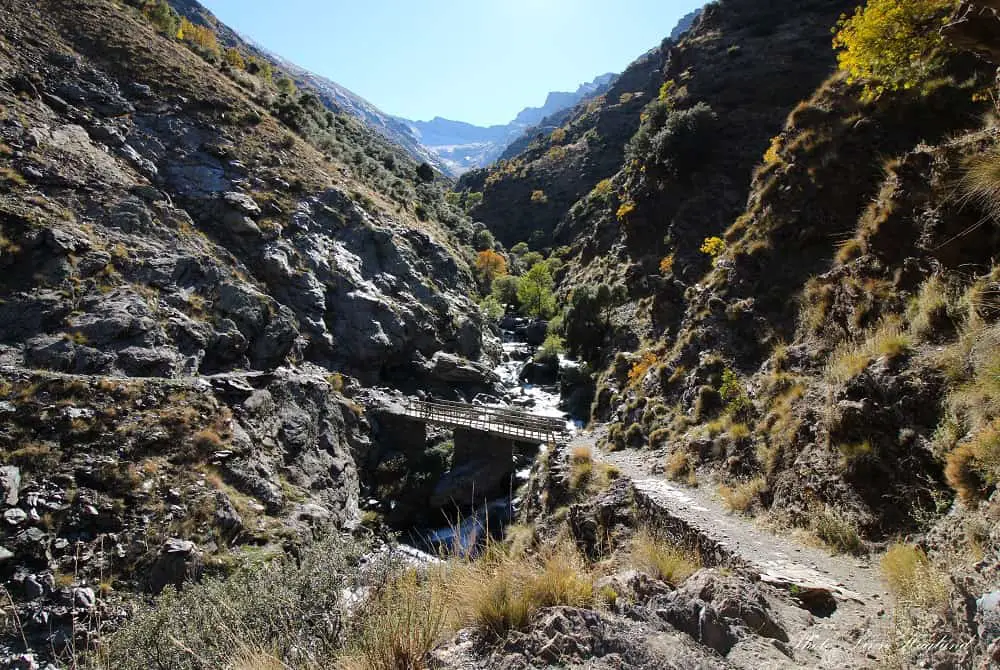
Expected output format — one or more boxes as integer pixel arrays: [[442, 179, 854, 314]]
[[147, 539, 203, 594]]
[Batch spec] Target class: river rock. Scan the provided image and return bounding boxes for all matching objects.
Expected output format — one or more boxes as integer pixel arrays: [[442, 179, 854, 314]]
[[427, 352, 499, 386], [523, 319, 548, 346], [519, 357, 558, 386], [5, 508, 28, 526]]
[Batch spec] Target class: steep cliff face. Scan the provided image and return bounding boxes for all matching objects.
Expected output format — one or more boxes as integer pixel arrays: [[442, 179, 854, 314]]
[[0, 0, 493, 660], [0, 0, 490, 385], [498, 2, 1000, 663]]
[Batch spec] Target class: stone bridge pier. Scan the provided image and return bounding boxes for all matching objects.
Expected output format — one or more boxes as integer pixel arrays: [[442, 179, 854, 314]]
[[430, 428, 535, 508]]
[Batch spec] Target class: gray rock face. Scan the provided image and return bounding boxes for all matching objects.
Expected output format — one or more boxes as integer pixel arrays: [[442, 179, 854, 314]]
[[0, 466, 20, 505], [222, 368, 360, 524], [651, 570, 789, 655], [0, 45, 491, 386]]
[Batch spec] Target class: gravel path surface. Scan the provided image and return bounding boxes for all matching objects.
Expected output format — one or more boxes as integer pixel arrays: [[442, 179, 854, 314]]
[[574, 428, 894, 668]]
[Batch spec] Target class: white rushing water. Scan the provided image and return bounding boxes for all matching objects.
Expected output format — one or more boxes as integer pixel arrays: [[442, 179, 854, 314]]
[[416, 326, 584, 553]]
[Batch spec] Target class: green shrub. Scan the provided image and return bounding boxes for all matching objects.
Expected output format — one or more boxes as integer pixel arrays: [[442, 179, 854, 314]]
[[536, 334, 565, 362], [94, 535, 369, 669], [648, 102, 717, 176]]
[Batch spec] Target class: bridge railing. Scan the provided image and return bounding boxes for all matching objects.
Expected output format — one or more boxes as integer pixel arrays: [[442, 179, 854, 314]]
[[404, 398, 568, 440]]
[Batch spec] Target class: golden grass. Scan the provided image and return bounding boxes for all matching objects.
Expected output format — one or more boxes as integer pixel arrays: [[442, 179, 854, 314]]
[[450, 538, 595, 640], [569, 445, 620, 494], [227, 650, 289, 670], [960, 147, 1000, 223], [342, 571, 450, 670], [718, 476, 766, 513], [945, 420, 1000, 503], [627, 530, 700, 586], [907, 274, 952, 341], [825, 317, 912, 384], [880, 543, 950, 611], [665, 450, 691, 482]]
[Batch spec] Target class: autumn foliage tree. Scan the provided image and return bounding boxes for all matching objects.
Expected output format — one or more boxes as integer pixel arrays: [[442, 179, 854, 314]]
[[832, 0, 959, 101], [474, 249, 508, 292], [178, 18, 220, 58], [224, 47, 246, 70]]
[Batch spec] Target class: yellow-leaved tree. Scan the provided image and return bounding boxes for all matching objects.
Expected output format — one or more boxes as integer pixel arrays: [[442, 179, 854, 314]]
[[474, 249, 508, 292], [832, 0, 959, 101]]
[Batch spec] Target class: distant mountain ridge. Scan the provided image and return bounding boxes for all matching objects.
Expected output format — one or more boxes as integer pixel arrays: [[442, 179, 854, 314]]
[[399, 73, 618, 175]]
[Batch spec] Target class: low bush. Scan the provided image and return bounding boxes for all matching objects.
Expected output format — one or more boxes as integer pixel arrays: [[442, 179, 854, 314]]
[[92, 534, 369, 669]]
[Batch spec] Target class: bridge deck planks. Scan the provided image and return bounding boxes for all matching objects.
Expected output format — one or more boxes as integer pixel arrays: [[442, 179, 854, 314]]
[[401, 399, 566, 444]]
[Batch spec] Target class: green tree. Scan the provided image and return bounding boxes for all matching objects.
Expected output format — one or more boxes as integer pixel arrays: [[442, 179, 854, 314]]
[[479, 294, 505, 321], [492, 275, 520, 308], [275, 77, 297, 96], [142, 0, 179, 35], [472, 228, 495, 252], [416, 162, 435, 183], [520, 251, 544, 269], [517, 262, 556, 318], [464, 191, 483, 211], [832, 0, 958, 101]]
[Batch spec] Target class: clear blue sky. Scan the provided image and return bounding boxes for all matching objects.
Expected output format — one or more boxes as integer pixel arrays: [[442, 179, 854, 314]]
[[199, 0, 703, 126]]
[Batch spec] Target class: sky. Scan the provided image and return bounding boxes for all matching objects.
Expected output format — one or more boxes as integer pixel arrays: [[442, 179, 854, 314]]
[[199, 0, 704, 127]]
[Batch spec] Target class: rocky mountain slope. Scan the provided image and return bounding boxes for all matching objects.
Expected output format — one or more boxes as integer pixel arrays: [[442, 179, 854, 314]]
[[453, 8, 703, 249], [400, 73, 617, 176], [165, 0, 453, 176], [3, 0, 1000, 668], [0, 0, 500, 662], [465, 0, 1000, 666]]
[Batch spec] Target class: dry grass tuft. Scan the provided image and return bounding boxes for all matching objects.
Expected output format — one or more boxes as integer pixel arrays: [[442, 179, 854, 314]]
[[627, 530, 700, 586], [960, 148, 1000, 223], [825, 317, 912, 384], [452, 538, 594, 640], [907, 274, 953, 341], [945, 420, 1000, 503], [227, 650, 289, 670], [343, 571, 450, 670], [568, 445, 619, 494], [718, 477, 766, 513], [880, 543, 950, 611], [811, 506, 865, 555]]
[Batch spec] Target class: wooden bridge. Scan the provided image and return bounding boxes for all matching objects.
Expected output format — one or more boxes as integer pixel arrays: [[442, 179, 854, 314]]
[[401, 399, 569, 444]]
